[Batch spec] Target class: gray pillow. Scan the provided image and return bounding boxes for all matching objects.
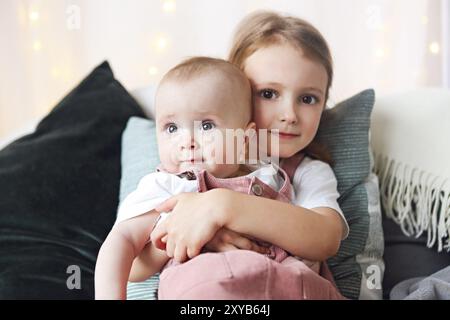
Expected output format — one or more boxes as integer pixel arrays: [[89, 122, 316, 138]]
[[121, 89, 384, 300], [316, 89, 384, 300]]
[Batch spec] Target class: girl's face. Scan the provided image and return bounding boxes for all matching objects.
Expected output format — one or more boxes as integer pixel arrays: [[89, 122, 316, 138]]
[[243, 42, 328, 159]]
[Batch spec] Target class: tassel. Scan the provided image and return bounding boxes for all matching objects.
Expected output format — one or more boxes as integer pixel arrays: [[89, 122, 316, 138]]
[[373, 152, 450, 252]]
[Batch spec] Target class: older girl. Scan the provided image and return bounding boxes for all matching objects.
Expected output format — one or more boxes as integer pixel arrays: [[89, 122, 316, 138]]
[[140, 10, 349, 299]]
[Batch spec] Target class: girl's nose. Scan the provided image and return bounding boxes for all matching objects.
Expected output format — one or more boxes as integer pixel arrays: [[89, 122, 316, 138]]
[[279, 101, 298, 125]]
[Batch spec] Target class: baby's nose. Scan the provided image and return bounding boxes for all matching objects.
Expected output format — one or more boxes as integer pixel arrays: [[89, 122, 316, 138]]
[[179, 133, 198, 150]]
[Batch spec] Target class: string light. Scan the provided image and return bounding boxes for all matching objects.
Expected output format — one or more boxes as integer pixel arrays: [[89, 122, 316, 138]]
[[32, 40, 42, 51], [148, 66, 159, 76], [162, 0, 176, 13], [421, 15, 428, 25], [154, 34, 169, 52], [29, 11, 39, 22], [51, 67, 61, 78], [157, 37, 167, 50], [374, 48, 386, 58], [429, 42, 440, 54]]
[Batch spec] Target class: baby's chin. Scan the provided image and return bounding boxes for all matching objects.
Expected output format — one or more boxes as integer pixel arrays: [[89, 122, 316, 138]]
[[177, 161, 238, 178], [178, 161, 208, 173]]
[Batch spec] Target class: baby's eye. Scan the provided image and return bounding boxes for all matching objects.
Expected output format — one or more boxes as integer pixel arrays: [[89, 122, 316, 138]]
[[300, 95, 319, 105], [166, 123, 177, 134], [259, 89, 278, 100], [201, 121, 215, 131]]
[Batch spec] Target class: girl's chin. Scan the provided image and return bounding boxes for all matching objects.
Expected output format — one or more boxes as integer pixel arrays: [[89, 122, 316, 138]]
[[266, 147, 299, 159]]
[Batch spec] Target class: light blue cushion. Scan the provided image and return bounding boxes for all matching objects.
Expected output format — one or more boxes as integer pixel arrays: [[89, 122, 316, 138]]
[[119, 117, 159, 203], [120, 117, 160, 300], [120, 89, 384, 300]]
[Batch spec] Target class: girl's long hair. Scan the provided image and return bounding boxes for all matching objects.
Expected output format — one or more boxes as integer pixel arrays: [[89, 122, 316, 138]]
[[228, 10, 334, 166]]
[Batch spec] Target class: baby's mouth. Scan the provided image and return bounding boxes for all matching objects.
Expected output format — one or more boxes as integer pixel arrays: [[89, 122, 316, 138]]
[[181, 158, 204, 164]]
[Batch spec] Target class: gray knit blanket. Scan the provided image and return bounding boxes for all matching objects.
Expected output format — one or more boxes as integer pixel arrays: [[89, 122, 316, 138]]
[[390, 265, 450, 300]]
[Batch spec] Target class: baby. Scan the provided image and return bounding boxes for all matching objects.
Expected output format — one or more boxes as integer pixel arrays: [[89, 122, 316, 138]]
[[95, 57, 342, 300]]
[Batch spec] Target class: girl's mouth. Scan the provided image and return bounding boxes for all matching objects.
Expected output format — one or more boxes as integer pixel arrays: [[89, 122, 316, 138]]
[[272, 131, 300, 139]]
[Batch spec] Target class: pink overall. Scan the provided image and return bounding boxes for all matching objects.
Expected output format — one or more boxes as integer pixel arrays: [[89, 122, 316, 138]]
[[157, 154, 346, 300]]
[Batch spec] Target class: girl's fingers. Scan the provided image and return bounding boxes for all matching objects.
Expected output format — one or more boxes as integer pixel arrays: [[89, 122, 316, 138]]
[[165, 236, 175, 258], [155, 196, 179, 213], [205, 241, 239, 253], [173, 244, 188, 263], [186, 244, 202, 259], [233, 236, 270, 254], [150, 218, 169, 249], [217, 243, 239, 252]]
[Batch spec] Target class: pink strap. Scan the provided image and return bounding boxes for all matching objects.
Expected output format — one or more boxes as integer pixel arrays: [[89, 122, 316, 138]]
[[280, 153, 305, 182]]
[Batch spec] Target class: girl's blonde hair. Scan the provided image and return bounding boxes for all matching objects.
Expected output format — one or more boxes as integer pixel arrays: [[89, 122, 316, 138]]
[[228, 11, 333, 165]]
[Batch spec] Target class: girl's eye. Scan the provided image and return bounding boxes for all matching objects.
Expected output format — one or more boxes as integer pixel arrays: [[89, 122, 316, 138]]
[[201, 121, 215, 131], [259, 89, 278, 100], [300, 95, 318, 105], [166, 124, 177, 134]]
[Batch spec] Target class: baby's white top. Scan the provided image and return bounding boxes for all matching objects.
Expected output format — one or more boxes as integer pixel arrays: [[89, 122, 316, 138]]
[[116, 159, 349, 239]]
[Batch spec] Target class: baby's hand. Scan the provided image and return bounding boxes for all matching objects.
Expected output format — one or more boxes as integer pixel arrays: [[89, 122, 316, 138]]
[[151, 192, 226, 263], [204, 228, 271, 254]]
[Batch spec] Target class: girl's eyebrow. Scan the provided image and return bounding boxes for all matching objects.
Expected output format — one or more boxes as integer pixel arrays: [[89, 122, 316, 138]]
[[299, 86, 324, 96], [254, 82, 324, 96], [254, 81, 285, 88]]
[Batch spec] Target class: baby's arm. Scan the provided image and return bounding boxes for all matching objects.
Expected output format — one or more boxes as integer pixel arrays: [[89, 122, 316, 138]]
[[129, 240, 168, 282], [94, 210, 169, 299], [130, 226, 270, 278]]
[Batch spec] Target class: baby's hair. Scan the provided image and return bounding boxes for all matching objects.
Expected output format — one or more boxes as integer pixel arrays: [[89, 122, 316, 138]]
[[159, 56, 252, 122], [228, 11, 334, 165]]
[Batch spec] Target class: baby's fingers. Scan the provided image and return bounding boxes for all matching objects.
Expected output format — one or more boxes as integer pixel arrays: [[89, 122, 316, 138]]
[[151, 224, 167, 250]]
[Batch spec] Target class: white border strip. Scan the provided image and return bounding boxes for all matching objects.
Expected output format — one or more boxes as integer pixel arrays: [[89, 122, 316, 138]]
[[442, 0, 450, 88]]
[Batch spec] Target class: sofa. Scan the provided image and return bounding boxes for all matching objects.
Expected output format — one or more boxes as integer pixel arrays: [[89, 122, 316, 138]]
[[0, 62, 448, 300]]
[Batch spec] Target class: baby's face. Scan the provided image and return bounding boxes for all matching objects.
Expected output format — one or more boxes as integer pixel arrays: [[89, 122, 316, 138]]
[[155, 73, 253, 178]]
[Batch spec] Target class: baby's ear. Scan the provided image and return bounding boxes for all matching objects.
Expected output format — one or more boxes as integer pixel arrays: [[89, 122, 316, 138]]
[[245, 121, 256, 132], [245, 122, 257, 141]]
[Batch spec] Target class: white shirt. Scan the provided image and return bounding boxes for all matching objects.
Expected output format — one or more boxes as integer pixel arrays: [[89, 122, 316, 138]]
[[290, 156, 350, 240]]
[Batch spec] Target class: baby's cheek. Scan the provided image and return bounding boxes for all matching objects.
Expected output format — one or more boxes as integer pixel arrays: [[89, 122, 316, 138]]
[[253, 105, 271, 129]]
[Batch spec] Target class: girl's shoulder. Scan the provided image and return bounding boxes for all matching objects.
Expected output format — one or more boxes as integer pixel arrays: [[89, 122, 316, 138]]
[[293, 155, 336, 183]]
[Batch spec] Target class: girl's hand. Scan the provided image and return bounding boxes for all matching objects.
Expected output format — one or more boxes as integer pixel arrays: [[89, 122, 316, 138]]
[[203, 228, 271, 254], [150, 189, 234, 263]]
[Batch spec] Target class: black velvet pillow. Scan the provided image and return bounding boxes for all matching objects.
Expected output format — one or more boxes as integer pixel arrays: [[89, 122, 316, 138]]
[[0, 61, 146, 299]]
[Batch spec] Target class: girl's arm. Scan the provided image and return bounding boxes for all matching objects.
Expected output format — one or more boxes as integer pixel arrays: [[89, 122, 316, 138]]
[[218, 189, 343, 261], [152, 189, 343, 262], [94, 210, 169, 299]]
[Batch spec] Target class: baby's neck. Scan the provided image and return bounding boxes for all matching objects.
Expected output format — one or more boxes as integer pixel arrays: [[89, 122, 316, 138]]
[[227, 164, 252, 178]]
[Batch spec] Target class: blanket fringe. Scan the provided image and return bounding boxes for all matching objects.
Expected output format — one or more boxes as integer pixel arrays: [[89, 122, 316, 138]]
[[373, 153, 450, 252]]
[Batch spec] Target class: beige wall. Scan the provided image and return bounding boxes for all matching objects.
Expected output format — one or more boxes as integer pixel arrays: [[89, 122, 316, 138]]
[[0, 0, 446, 140]]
